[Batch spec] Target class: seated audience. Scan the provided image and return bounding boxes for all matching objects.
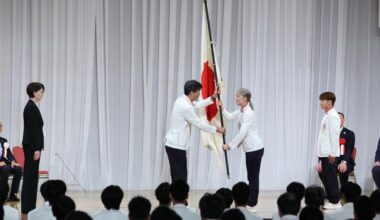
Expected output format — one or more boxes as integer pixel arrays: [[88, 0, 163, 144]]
[[0, 182, 18, 220], [28, 181, 55, 220], [353, 196, 376, 220], [128, 196, 151, 220], [52, 195, 76, 220], [304, 185, 332, 220], [170, 180, 200, 220], [66, 211, 93, 220], [92, 185, 128, 220], [221, 208, 245, 220], [273, 182, 305, 220], [155, 182, 171, 206], [328, 182, 361, 220], [199, 193, 225, 220], [277, 193, 300, 220], [216, 188, 233, 209], [373, 138, 380, 189], [151, 206, 182, 220], [299, 206, 323, 220], [232, 182, 262, 220], [370, 190, 380, 220]]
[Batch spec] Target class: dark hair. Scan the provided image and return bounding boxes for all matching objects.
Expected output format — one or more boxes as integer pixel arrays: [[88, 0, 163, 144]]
[[0, 206, 3, 220], [277, 193, 301, 216], [338, 112, 345, 119], [216, 188, 233, 208], [221, 208, 245, 220], [52, 196, 76, 220], [354, 196, 376, 220], [0, 183, 9, 205], [232, 182, 250, 206], [155, 182, 171, 205], [26, 82, 45, 98], [199, 193, 225, 219], [370, 190, 380, 214], [47, 180, 67, 204], [170, 180, 189, 203], [65, 211, 92, 220], [151, 206, 181, 220], [101, 185, 124, 210], [340, 182, 361, 203], [128, 196, 151, 220], [184, 80, 202, 95], [40, 181, 49, 202], [304, 186, 325, 208], [299, 206, 323, 220], [319, 91, 336, 106], [287, 182, 305, 202]]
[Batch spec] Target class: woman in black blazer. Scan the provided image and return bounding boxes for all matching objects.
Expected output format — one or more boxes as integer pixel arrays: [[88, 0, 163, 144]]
[[21, 82, 44, 214]]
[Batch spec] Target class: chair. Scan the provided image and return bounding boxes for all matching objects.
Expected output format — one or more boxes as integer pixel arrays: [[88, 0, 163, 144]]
[[348, 147, 357, 183], [12, 146, 49, 179]]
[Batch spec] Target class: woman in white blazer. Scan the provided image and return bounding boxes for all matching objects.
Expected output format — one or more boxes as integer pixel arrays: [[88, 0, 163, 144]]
[[220, 88, 264, 210]]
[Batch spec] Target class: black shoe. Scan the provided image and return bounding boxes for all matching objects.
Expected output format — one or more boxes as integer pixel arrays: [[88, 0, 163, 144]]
[[8, 194, 20, 202]]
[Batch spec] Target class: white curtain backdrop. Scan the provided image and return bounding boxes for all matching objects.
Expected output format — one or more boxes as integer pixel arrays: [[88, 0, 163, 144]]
[[0, 0, 379, 190]]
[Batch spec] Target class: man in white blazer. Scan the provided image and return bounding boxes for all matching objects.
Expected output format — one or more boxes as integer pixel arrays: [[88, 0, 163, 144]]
[[165, 80, 225, 182], [316, 91, 341, 210]]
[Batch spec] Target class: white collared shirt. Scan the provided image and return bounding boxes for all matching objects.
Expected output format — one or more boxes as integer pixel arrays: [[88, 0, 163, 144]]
[[223, 105, 263, 152], [317, 108, 341, 157], [327, 203, 354, 220], [172, 204, 201, 220], [28, 202, 54, 220], [280, 215, 298, 220], [92, 209, 128, 220], [237, 207, 263, 220], [165, 95, 217, 150], [4, 205, 20, 220]]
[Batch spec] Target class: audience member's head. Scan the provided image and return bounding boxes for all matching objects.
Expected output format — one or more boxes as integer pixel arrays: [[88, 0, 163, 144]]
[[151, 206, 181, 220], [128, 196, 151, 220], [47, 180, 67, 204], [221, 208, 245, 220], [155, 182, 171, 206], [0, 183, 9, 206], [170, 180, 189, 204], [40, 181, 49, 202], [65, 211, 92, 220], [52, 195, 76, 220], [354, 196, 375, 220], [232, 182, 250, 207], [299, 206, 323, 220], [340, 182, 361, 204], [304, 186, 325, 209], [0, 206, 3, 220], [287, 182, 305, 201], [199, 193, 225, 220], [277, 192, 301, 217], [370, 190, 380, 214], [101, 185, 123, 210], [216, 188, 233, 209]]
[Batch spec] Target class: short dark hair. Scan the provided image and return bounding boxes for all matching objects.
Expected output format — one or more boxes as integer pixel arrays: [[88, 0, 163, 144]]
[[304, 186, 325, 208], [216, 188, 233, 208], [184, 80, 202, 95], [0, 183, 9, 205], [101, 185, 124, 210], [52, 196, 76, 220], [299, 206, 323, 220], [47, 180, 67, 204], [26, 82, 45, 98], [0, 206, 3, 220], [65, 211, 92, 220], [128, 196, 151, 220], [155, 182, 171, 205], [338, 112, 345, 118], [170, 180, 189, 203], [151, 206, 181, 220], [354, 196, 376, 220], [319, 91, 336, 106], [340, 182, 361, 203], [277, 193, 301, 216], [199, 193, 225, 219], [232, 182, 250, 206], [286, 182, 305, 201], [370, 190, 380, 214], [40, 181, 49, 202], [221, 208, 245, 220]]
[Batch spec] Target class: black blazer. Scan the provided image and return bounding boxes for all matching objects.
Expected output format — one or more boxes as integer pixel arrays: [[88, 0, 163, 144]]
[[339, 127, 355, 166], [375, 138, 380, 162], [0, 137, 15, 163], [22, 99, 44, 151]]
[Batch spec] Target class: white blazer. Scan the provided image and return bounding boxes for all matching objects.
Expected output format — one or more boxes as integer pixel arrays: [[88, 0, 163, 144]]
[[317, 108, 341, 157], [165, 95, 217, 150], [223, 105, 263, 152]]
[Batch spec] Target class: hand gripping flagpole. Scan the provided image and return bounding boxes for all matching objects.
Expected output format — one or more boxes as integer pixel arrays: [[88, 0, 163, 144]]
[[203, 0, 230, 179]]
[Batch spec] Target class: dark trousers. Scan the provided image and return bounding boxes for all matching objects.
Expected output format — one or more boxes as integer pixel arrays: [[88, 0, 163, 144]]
[[246, 148, 264, 207], [0, 164, 22, 194], [166, 146, 187, 182], [318, 157, 340, 204], [373, 166, 380, 189], [21, 146, 40, 213], [338, 165, 353, 186]]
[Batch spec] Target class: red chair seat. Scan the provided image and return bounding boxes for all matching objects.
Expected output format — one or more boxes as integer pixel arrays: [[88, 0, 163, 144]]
[[38, 170, 49, 175]]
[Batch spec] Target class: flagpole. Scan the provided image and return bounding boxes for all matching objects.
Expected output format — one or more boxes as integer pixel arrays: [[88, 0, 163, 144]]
[[203, 0, 230, 179]]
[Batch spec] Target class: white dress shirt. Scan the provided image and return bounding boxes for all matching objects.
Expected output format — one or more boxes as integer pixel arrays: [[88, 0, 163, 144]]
[[4, 205, 20, 220], [172, 204, 201, 220], [223, 105, 263, 152], [374, 214, 380, 220], [92, 209, 128, 220], [317, 108, 341, 157], [237, 207, 263, 220], [280, 215, 298, 220], [27, 202, 55, 220], [165, 95, 217, 150], [327, 203, 354, 220]]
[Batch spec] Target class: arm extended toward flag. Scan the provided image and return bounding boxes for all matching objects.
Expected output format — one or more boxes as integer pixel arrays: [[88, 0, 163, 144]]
[[203, 0, 230, 179]]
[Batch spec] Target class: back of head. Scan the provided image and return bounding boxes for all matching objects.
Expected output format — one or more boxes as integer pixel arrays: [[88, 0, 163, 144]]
[[299, 206, 323, 220], [0, 206, 3, 220], [47, 180, 67, 204], [221, 208, 245, 220], [52, 195, 76, 220], [128, 196, 151, 220], [277, 193, 301, 217], [65, 211, 92, 220], [287, 182, 305, 201], [304, 186, 325, 208], [216, 188, 233, 208], [170, 180, 189, 203], [101, 185, 124, 210], [184, 80, 202, 95], [199, 193, 225, 219], [40, 181, 49, 202], [370, 190, 380, 214], [340, 182, 362, 203], [232, 182, 250, 206], [155, 182, 171, 206], [0, 183, 9, 205], [151, 206, 181, 220], [354, 196, 375, 220]]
